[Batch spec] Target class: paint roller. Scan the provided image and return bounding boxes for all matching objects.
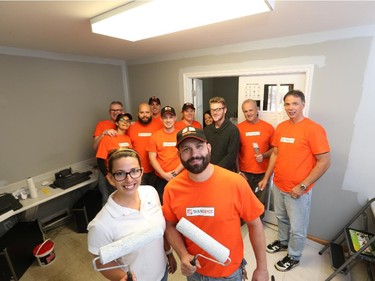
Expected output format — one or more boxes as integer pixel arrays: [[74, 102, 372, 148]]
[[252, 142, 260, 193], [252, 142, 260, 154], [92, 224, 164, 272], [176, 217, 231, 266]]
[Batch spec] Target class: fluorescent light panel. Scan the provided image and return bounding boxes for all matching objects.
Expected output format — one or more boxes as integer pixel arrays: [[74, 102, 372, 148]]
[[91, 0, 275, 42]]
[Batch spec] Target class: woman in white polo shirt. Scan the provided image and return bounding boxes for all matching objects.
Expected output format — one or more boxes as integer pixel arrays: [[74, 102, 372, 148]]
[[88, 148, 176, 281]]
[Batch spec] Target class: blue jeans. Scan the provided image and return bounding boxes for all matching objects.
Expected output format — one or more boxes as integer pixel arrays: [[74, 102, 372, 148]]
[[160, 266, 168, 281], [273, 186, 312, 260], [187, 267, 242, 281], [187, 259, 246, 281]]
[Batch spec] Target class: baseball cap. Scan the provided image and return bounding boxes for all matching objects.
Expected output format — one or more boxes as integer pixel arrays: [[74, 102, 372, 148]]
[[148, 96, 161, 105], [176, 126, 207, 147], [182, 103, 195, 111], [161, 106, 176, 117], [116, 113, 133, 122]]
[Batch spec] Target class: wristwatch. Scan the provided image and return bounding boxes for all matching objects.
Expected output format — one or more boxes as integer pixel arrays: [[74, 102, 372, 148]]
[[300, 184, 307, 191]]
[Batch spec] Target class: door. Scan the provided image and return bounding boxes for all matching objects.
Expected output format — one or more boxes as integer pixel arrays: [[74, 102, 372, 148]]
[[186, 78, 203, 124]]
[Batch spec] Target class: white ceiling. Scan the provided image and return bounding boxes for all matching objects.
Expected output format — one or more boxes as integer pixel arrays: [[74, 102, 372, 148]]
[[1, 1, 375, 63]]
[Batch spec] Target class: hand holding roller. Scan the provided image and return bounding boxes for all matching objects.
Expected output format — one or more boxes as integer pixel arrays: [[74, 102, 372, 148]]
[[176, 217, 231, 266]]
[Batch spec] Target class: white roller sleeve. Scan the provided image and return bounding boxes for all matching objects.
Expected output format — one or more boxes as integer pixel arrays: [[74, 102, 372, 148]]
[[176, 217, 230, 264], [98, 225, 164, 264]]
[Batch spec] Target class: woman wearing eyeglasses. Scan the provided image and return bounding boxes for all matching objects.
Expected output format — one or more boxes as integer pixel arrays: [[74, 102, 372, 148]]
[[88, 149, 177, 281], [96, 113, 134, 205]]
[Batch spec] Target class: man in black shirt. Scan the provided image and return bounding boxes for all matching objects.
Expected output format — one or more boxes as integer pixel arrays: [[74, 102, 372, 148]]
[[203, 96, 240, 171]]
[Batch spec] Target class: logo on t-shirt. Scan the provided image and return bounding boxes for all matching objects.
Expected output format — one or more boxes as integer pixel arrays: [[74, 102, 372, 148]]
[[186, 207, 214, 217]]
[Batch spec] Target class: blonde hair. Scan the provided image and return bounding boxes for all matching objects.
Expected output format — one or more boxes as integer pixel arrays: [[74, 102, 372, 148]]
[[209, 96, 226, 108]]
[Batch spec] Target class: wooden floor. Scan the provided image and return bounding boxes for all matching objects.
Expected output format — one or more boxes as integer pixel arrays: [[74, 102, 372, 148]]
[[21, 221, 370, 281]]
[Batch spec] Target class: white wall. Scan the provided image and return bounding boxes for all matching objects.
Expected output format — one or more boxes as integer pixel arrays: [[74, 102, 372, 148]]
[[127, 25, 375, 239], [0, 50, 127, 184]]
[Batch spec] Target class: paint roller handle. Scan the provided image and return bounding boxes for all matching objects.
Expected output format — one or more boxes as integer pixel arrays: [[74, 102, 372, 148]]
[[190, 255, 197, 266], [126, 270, 133, 281]]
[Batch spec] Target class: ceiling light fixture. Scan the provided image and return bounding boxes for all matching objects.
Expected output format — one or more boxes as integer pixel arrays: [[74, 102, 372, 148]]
[[91, 0, 275, 42]]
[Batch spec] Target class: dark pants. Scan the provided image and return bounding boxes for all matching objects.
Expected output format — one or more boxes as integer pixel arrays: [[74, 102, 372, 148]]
[[154, 176, 168, 204], [141, 171, 157, 187], [241, 171, 269, 219], [98, 172, 115, 206]]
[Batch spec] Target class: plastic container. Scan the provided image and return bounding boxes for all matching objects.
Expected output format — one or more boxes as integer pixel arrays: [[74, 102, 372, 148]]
[[33, 239, 56, 266]]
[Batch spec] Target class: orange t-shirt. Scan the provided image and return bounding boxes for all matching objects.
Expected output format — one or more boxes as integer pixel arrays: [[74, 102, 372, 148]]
[[96, 134, 133, 160], [152, 116, 163, 127], [237, 119, 274, 174], [163, 165, 264, 277], [175, 120, 203, 131], [147, 129, 180, 177], [272, 118, 330, 192], [127, 120, 163, 173], [93, 120, 116, 137]]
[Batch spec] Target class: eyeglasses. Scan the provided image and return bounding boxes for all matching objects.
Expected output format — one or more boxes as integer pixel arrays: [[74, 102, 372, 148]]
[[119, 118, 131, 124], [110, 109, 123, 113], [210, 107, 224, 113], [112, 168, 143, 181]]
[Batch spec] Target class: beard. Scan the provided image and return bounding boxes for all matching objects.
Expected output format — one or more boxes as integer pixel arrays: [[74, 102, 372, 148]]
[[181, 153, 211, 174], [138, 115, 152, 125]]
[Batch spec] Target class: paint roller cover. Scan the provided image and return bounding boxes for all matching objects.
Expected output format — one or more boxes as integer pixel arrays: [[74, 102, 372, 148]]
[[99, 225, 164, 264], [176, 217, 230, 263]]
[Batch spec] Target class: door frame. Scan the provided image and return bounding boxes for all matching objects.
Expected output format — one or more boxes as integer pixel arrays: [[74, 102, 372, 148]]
[[183, 65, 314, 111]]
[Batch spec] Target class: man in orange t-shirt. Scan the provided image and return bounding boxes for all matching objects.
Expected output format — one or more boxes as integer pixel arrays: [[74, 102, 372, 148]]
[[259, 90, 331, 272], [163, 126, 268, 281], [237, 99, 274, 215], [148, 106, 184, 203], [149, 96, 163, 127], [127, 102, 163, 186], [92, 101, 124, 151], [92, 101, 124, 205]]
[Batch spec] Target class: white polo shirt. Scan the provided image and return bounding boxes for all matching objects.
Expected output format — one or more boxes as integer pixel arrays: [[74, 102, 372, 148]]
[[88, 185, 166, 281]]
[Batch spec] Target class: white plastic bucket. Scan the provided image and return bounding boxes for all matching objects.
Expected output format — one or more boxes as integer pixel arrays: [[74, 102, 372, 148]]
[[33, 239, 56, 266]]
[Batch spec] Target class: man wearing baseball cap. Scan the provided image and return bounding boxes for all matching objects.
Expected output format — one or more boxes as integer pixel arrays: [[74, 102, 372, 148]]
[[148, 106, 184, 203], [148, 96, 163, 126], [175, 103, 202, 131], [163, 126, 269, 281]]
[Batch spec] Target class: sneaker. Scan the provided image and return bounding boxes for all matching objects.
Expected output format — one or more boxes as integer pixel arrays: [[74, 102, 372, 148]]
[[266, 240, 288, 253], [274, 255, 299, 272]]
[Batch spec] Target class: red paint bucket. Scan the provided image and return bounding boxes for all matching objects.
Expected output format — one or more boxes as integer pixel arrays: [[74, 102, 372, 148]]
[[33, 239, 56, 266]]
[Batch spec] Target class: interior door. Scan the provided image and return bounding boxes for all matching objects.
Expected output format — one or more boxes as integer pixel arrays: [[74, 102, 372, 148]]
[[186, 78, 203, 124], [238, 72, 308, 224]]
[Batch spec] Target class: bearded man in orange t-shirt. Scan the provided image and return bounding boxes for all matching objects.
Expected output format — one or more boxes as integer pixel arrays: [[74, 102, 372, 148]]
[[163, 126, 269, 281], [259, 90, 331, 272], [127, 102, 162, 186]]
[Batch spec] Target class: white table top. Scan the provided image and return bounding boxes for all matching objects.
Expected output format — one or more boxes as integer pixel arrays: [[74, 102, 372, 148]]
[[0, 159, 98, 223]]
